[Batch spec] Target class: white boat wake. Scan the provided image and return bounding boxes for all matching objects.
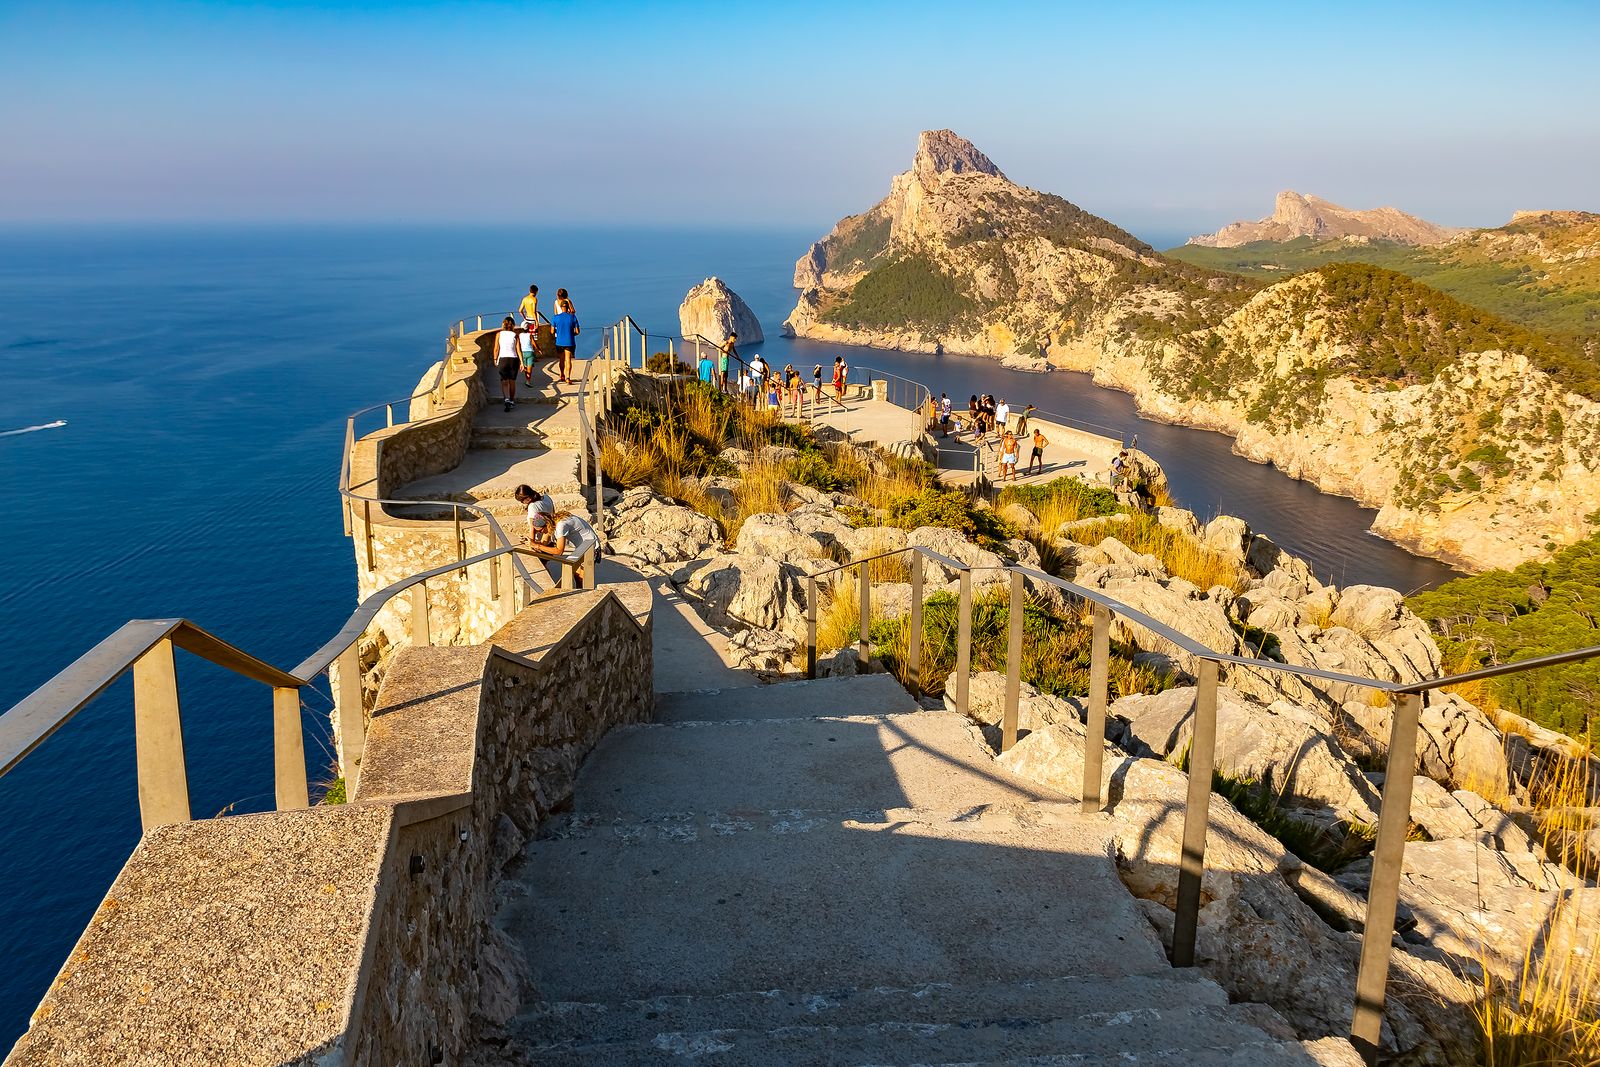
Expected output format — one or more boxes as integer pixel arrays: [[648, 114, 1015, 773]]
[[0, 420, 67, 437]]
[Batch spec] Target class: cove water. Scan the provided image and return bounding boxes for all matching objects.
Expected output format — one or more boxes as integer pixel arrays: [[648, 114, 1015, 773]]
[[0, 225, 1459, 1047]]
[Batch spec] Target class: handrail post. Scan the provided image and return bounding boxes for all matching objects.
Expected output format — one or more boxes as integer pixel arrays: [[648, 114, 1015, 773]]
[[132, 637, 190, 829], [1172, 658, 1220, 967], [362, 499, 375, 572], [1002, 569, 1024, 752], [272, 686, 310, 810], [955, 570, 972, 718], [1350, 691, 1424, 1060], [500, 550, 518, 621], [410, 582, 431, 647], [385, 403, 393, 428], [335, 643, 366, 795], [857, 563, 871, 668], [806, 575, 818, 678], [908, 552, 924, 693], [476, 314, 483, 330], [454, 507, 466, 576], [1083, 603, 1111, 812]]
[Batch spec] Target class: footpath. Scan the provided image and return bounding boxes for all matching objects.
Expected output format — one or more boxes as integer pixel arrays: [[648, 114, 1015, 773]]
[[382, 357, 1351, 1064]]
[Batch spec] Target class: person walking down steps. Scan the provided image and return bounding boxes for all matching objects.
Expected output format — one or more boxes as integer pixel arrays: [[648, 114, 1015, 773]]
[[495, 316, 522, 412], [551, 295, 579, 385]]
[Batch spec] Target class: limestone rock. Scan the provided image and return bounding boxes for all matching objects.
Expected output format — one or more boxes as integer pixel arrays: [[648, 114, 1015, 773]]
[[1112, 685, 1381, 822], [839, 525, 907, 560], [998, 353, 1050, 373], [726, 626, 796, 672], [815, 646, 858, 678], [735, 512, 831, 564], [678, 277, 763, 345], [605, 486, 722, 564], [682, 552, 808, 637]]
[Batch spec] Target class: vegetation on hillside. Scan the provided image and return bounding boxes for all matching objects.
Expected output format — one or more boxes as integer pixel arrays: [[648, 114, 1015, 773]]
[[822, 253, 986, 332], [1166, 234, 1600, 342], [1408, 534, 1600, 741], [821, 210, 892, 275]]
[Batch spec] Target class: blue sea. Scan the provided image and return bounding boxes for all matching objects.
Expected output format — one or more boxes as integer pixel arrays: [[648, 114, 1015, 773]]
[[0, 225, 1459, 1047]]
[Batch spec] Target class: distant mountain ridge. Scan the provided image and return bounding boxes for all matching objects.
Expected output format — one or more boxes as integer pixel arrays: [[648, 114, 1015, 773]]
[[785, 131, 1600, 572], [1188, 191, 1463, 248]]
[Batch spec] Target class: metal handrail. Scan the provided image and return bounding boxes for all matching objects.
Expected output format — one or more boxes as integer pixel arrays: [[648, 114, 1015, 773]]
[[0, 540, 536, 831], [802, 543, 1600, 1059]]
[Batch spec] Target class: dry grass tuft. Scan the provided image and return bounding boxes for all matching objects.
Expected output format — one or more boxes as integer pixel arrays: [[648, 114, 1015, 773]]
[[1063, 514, 1251, 594], [1474, 892, 1600, 1066]]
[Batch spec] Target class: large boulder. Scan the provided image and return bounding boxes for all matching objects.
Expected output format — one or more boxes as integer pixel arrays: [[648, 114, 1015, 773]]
[[605, 486, 722, 564], [904, 526, 1009, 597], [678, 277, 764, 345], [682, 552, 807, 636], [735, 512, 831, 564], [1111, 685, 1381, 823]]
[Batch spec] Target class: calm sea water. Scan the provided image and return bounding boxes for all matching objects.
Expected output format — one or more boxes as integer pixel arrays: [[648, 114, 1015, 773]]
[[0, 225, 1458, 1047]]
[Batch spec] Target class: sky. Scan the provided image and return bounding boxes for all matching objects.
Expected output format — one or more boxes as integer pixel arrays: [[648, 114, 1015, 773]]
[[2, 0, 1598, 238]]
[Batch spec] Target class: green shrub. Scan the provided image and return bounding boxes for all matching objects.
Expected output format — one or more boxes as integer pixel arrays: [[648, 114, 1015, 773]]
[[646, 350, 690, 374], [883, 487, 1014, 546]]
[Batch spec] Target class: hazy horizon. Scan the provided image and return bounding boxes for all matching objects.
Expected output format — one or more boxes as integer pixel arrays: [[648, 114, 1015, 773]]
[[4, 1, 1597, 233]]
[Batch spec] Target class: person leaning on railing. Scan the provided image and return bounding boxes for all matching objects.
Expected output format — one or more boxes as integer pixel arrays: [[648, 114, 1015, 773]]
[[528, 508, 599, 587], [513, 483, 554, 544]]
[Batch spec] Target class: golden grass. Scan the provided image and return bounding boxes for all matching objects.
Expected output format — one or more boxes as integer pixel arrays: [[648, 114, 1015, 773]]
[[1062, 514, 1251, 594], [1474, 892, 1600, 1066], [724, 456, 792, 545], [815, 577, 862, 653]]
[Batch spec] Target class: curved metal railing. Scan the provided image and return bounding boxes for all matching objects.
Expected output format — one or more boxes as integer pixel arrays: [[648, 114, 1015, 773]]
[[0, 541, 543, 830], [795, 541, 1600, 1058]]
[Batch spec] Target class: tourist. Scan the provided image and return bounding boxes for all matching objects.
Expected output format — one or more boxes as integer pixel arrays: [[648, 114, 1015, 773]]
[[967, 395, 979, 435], [999, 431, 1020, 482], [996, 397, 1010, 434], [494, 316, 521, 412], [550, 296, 579, 385], [812, 364, 824, 406], [513, 484, 554, 543], [765, 371, 781, 412], [716, 336, 731, 392], [832, 356, 847, 402], [939, 392, 952, 437], [1015, 403, 1036, 436], [698, 348, 714, 384], [1027, 427, 1049, 475], [1111, 449, 1130, 489], [530, 508, 599, 588], [518, 284, 540, 329], [741, 366, 758, 402], [519, 318, 539, 387], [786, 364, 803, 417], [720, 331, 739, 386]]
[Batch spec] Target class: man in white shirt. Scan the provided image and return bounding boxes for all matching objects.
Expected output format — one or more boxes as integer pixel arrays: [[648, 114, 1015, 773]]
[[996, 398, 1010, 433]]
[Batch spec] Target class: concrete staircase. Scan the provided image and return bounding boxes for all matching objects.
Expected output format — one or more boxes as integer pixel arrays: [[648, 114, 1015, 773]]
[[475, 674, 1344, 1065]]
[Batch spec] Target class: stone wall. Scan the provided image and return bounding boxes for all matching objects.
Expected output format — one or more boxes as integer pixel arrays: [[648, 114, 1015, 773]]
[[4, 584, 653, 1067]]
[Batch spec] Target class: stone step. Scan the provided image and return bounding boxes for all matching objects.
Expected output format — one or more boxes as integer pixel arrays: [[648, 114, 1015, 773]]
[[506, 970, 1231, 1049], [485, 1003, 1314, 1066], [471, 427, 581, 450], [653, 672, 918, 722], [494, 813, 1161, 1006], [565, 712, 1057, 817]]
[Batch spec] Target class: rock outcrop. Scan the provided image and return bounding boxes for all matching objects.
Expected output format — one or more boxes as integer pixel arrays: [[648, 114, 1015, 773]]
[[1188, 191, 1464, 247], [783, 131, 1600, 571], [678, 276, 763, 345]]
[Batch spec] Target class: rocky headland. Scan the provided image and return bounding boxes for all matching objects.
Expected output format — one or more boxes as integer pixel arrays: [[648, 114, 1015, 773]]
[[595, 373, 1600, 1063], [679, 276, 763, 344], [1187, 190, 1464, 247], [782, 130, 1600, 571]]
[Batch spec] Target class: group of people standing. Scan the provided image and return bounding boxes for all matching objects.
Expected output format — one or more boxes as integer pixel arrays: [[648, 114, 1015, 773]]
[[493, 284, 581, 413], [933, 392, 1049, 481], [701, 334, 851, 417]]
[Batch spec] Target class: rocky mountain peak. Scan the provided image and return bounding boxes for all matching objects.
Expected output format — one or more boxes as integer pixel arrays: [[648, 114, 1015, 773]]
[[1190, 191, 1462, 247], [912, 129, 1005, 188]]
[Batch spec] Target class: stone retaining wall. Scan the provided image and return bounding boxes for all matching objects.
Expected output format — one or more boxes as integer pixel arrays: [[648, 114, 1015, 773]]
[[4, 585, 652, 1067]]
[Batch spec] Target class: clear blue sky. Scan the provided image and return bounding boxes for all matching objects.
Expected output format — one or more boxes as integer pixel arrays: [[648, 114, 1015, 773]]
[[3, 0, 1597, 236]]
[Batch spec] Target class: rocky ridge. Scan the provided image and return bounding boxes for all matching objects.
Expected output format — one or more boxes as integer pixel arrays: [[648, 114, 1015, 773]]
[[783, 131, 1600, 570], [593, 429, 1599, 1062], [1188, 190, 1464, 247]]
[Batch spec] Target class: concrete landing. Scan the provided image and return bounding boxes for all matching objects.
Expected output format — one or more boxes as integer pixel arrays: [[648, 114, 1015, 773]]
[[394, 446, 579, 503]]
